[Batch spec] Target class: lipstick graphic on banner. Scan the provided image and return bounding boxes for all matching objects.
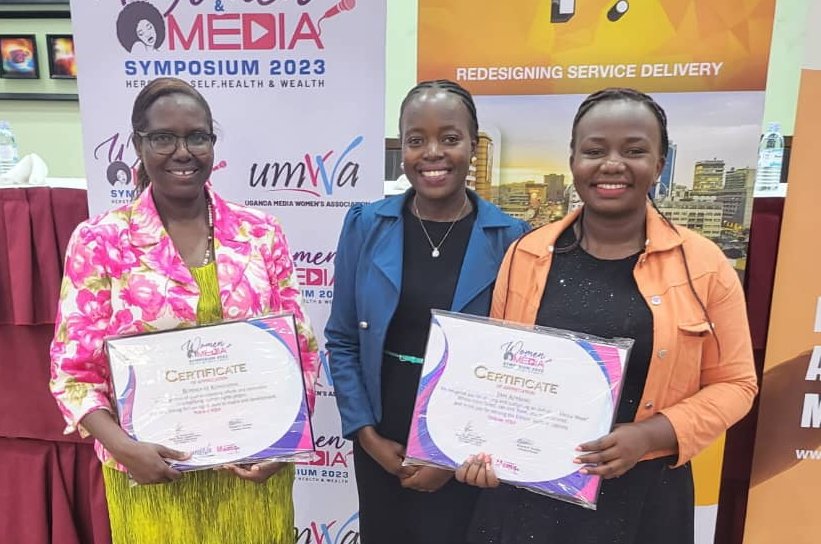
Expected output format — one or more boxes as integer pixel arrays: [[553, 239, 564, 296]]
[[550, 1, 630, 24], [317, 0, 356, 35], [607, 1, 630, 22]]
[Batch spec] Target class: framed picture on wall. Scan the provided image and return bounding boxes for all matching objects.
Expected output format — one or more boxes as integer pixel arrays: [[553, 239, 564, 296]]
[[0, 34, 39, 79], [46, 34, 76, 78]]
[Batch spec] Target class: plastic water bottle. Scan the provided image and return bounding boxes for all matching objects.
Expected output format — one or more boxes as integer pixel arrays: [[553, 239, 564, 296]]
[[0, 121, 20, 175], [754, 122, 784, 196]]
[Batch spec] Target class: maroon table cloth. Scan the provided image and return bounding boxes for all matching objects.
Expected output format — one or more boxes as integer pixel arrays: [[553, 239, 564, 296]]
[[0, 187, 110, 544]]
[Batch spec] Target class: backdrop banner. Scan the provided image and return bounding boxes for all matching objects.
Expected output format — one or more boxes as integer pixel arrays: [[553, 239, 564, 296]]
[[418, 1, 775, 542], [69, 1, 386, 540]]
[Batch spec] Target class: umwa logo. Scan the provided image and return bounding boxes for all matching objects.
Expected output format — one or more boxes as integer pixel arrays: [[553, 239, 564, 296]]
[[295, 512, 359, 544], [250, 136, 362, 197], [115, 0, 357, 54]]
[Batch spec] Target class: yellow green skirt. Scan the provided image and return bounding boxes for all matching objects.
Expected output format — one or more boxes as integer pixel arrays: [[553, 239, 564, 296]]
[[102, 464, 295, 544]]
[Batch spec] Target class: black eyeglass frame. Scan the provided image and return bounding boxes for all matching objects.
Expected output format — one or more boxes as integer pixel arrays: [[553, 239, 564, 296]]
[[135, 130, 217, 156]]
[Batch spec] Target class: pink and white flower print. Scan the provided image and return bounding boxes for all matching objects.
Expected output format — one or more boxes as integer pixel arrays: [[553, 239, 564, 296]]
[[49, 185, 319, 467]]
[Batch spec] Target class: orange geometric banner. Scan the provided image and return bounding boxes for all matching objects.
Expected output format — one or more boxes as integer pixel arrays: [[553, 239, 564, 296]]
[[744, 4, 821, 540], [419, 0, 775, 95]]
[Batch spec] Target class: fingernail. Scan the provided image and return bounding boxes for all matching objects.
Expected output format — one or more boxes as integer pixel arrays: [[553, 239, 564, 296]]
[[580, 468, 589, 475], [466, 455, 475, 464], [575, 446, 582, 452], [485, 462, 492, 470], [573, 458, 581, 464]]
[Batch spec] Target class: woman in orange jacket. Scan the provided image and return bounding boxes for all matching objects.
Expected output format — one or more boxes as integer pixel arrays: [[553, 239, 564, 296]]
[[456, 88, 757, 544]]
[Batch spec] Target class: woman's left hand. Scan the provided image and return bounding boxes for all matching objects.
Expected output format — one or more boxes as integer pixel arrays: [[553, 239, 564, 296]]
[[400, 466, 453, 493], [574, 416, 677, 479], [574, 423, 651, 479], [220, 461, 287, 483]]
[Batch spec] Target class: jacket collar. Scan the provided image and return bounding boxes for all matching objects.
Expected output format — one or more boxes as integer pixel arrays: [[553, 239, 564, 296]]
[[375, 189, 513, 229], [370, 189, 514, 311], [517, 201, 683, 258], [128, 183, 249, 248]]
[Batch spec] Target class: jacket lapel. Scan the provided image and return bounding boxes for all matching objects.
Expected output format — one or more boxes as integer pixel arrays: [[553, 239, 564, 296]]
[[128, 185, 194, 288], [370, 196, 404, 294], [208, 187, 254, 312], [451, 197, 512, 312]]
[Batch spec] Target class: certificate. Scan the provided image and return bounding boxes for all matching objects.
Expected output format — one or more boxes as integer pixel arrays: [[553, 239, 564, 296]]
[[405, 311, 633, 509], [106, 314, 314, 471]]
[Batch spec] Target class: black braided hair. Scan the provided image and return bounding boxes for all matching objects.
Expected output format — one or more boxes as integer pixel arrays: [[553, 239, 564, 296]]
[[399, 79, 479, 142], [570, 87, 669, 157]]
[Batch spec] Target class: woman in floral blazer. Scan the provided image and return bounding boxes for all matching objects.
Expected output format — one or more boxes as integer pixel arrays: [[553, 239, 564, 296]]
[[50, 77, 318, 544]]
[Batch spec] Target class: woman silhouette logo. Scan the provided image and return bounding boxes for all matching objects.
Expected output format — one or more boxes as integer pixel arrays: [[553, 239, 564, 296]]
[[106, 161, 133, 187], [116, 1, 166, 53]]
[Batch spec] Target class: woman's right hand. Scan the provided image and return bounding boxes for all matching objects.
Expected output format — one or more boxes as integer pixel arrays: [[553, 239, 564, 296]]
[[79, 410, 189, 484], [357, 426, 418, 479], [455, 453, 500, 488], [111, 441, 190, 485]]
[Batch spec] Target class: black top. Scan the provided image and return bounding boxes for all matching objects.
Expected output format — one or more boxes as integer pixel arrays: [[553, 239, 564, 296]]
[[535, 226, 653, 423], [378, 202, 476, 443], [468, 226, 693, 544]]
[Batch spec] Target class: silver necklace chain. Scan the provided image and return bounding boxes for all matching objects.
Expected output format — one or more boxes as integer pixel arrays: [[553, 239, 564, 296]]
[[413, 194, 468, 258]]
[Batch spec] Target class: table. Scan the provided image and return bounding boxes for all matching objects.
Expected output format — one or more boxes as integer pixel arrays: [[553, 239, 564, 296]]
[[0, 186, 110, 544]]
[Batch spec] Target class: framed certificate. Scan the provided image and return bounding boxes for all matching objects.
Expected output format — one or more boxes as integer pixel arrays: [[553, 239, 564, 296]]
[[106, 314, 314, 471], [405, 310, 633, 509]]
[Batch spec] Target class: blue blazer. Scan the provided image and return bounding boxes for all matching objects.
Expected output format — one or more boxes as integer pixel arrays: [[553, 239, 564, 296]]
[[325, 191, 529, 439]]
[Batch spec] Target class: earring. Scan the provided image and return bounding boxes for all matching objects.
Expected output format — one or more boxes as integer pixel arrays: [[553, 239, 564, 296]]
[[466, 156, 477, 184], [400, 161, 404, 170]]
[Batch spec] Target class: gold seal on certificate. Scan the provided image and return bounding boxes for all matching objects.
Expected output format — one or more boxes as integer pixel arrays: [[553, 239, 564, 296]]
[[106, 314, 314, 470], [405, 311, 633, 509]]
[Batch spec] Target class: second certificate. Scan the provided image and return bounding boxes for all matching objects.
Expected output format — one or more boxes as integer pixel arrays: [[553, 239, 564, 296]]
[[405, 310, 633, 508]]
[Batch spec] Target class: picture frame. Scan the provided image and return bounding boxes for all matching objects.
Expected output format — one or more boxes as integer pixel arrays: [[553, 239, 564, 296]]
[[0, 34, 39, 79], [46, 33, 75, 79]]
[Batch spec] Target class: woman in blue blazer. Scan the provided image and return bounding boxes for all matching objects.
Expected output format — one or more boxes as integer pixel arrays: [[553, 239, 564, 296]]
[[325, 80, 529, 544]]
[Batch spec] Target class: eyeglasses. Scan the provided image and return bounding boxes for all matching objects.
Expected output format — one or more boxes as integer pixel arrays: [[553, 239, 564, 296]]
[[136, 131, 216, 156]]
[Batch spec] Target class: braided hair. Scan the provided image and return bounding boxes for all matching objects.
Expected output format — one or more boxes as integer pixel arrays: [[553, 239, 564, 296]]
[[399, 79, 479, 142], [570, 87, 669, 158]]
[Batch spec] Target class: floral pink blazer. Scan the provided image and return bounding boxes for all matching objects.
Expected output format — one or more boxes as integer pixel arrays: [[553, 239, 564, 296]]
[[50, 184, 319, 466]]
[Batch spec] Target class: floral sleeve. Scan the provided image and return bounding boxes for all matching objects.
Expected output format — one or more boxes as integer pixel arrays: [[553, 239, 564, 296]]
[[265, 216, 320, 413], [49, 222, 125, 435]]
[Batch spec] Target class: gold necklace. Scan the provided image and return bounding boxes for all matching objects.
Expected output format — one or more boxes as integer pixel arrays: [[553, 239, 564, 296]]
[[413, 195, 469, 258]]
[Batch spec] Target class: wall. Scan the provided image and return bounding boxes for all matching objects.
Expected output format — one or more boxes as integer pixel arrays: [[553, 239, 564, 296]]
[[0, 4, 84, 177], [0, 0, 811, 178], [761, 0, 812, 134]]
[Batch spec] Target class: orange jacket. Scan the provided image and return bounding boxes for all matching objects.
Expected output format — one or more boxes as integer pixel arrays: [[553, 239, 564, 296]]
[[491, 204, 757, 466]]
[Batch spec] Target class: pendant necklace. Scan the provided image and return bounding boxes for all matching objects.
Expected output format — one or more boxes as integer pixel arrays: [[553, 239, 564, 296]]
[[413, 195, 468, 258]]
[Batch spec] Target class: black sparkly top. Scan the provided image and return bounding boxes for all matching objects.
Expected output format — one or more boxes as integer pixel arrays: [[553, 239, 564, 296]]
[[535, 226, 654, 423]]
